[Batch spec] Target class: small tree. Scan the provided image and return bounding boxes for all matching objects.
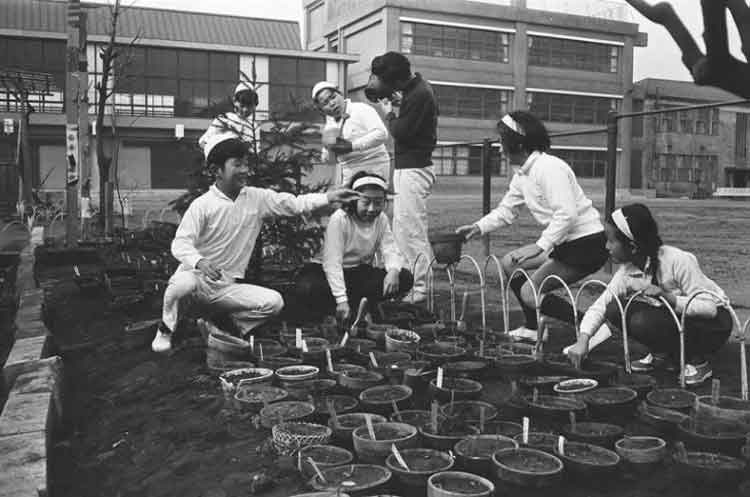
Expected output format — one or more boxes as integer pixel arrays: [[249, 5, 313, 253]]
[[626, 0, 750, 99]]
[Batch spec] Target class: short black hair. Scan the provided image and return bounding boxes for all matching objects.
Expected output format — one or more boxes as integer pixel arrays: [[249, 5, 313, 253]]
[[497, 111, 550, 154], [234, 88, 259, 107], [206, 137, 249, 169], [371, 52, 412, 86]]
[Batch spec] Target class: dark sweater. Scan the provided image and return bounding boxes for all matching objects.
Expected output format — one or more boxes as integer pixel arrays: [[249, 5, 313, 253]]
[[385, 73, 438, 169]]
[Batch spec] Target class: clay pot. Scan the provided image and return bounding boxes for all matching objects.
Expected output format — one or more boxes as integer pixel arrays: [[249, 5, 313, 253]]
[[298, 444, 354, 480], [328, 412, 387, 448], [427, 471, 494, 497], [233, 384, 288, 412], [583, 386, 638, 421], [677, 417, 747, 456], [385, 329, 421, 354], [352, 422, 419, 464], [429, 377, 483, 403], [308, 464, 392, 495], [673, 451, 746, 487], [359, 385, 413, 416], [615, 436, 667, 473], [420, 423, 481, 451], [647, 388, 697, 413], [554, 440, 620, 480], [385, 448, 455, 488], [454, 434, 518, 476], [562, 422, 624, 448], [492, 447, 564, 488], [340, 370, 384, 394]]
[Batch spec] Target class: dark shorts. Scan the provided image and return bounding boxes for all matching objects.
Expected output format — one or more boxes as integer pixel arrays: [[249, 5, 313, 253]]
[[549, 231, 608, 275]]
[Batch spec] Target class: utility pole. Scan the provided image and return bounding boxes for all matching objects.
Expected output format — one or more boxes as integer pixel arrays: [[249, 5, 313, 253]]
[[65, 0, 88, 246]]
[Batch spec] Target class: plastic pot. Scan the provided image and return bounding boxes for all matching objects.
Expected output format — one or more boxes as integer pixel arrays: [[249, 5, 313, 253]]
[[583, 386, 638, 421], [385, 329, 421, 354], [429, 377, 483, 403], [390, 409, 447, 430], [440, 400, 498, 426], [677, 417, 747, 456], [352, 422, 419, 464], [429, 233, 464, 266], [298, 444, 354, 479], [328, 412, 387, 447], [385, 448, 454, 488], [427, 471, 494, 497], [647, 388, 697, 413], [420, 423, 481, 451], [562, 421, 624, 448], [340, 370, 384, 394], [492, 447, 564, 488], [554, 440, 620, 480], [673, 451, 746, 488], [454, 434, 518, 476], [615, 436, 667, 473], [359, 385, 413, 415], [308, 464, 392, 495], [233, 384, 288, 412]]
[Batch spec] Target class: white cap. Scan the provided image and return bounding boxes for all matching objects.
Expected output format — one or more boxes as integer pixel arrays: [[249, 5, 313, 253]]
[[234, 82, 254, 96], [203, 132, 240, 160], [312, 81, 338, 101]]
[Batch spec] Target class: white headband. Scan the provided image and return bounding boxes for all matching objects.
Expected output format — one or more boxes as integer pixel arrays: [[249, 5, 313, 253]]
[[611, 209, 635, 241], [501, 114, 526, 136], [352, 176, 388, 191]]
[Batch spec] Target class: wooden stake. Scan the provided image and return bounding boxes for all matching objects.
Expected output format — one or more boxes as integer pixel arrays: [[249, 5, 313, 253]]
[[391, 400, 401, 421], [326, 348, 334, 372], [259, 343, 264, 362], [391, 444, 410, 471], [308, 457, 327, 483], [369, 352, 379, 367], [340, 332, 349, 347]]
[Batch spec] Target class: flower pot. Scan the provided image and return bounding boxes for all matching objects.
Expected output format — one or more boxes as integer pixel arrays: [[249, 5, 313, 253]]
[[259, 400, 315, 429], [693, 395, 750, 428], [285, 379, 337, 401], [454, 434, 518, 476], [276, 365, 320, 386], [371, 351, 413, 368], [385, 329, 421, 354], [429, 233, 464, 266], [327, 362, 366, 381], [442, 360, 488, 380], [272, 422, 332, 455], [562, 422, 624, 448], [440, 400, 498, 427], [513, 432, 559, 453], [366, 323, 396, 345], [298, 444, 354, 480], [673, 451, 746, 488], [328, 413, 387, 448], [352, 422, 419, 464], [360, 384, 413, 416], [311, 394, 359, 423], [492, 447, 564, 488], [420, 422, 481, 451], [617, 373, 657, 400], [637, 401, 690, 436], [308, 464, 392, 496], [207, 332, 251, 362], [541, 355, 618, 385], [250, 338, 286, 360], [418, 343, 466, 366], [479, 420, 522, 438], [677, 417, 747, 456], [390, 409, 447, 429], [279, 327, 318, 346], [386, 448, 455, 488], [218, 367, 273, 399], [583, 386, 638, 421], [554, 441, 620, 480], [258, 356, 302, 370], [429, 377, 483, 403], [553, 378, 598, 399], [647, 388, 696, 413], [303, 344, 344, 368], [233, 384, 288, 412], [340, 370, 384, 394], [427, 471, 494, 497], [615, 436, 667, 473], [494, 354, 537, 376], [526, 394, 586, 422]]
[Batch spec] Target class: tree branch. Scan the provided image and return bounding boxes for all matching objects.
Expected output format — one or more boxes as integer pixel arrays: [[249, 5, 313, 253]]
[[727, 0, 750, 62]]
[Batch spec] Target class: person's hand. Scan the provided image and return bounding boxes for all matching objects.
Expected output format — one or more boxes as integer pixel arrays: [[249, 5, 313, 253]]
[[329, 138, 353, 155], [510, 243, 544, 265], [196, 258, 221, 281], [643, 285, 675, 307], [383, 269, 400, 297], [456, 224, 481, 242], [390, 91, 403, 106], [326, 188, 360, 204], [377, 98, 393, 116], [336, 302, 351, 323], [565, 336, 590, 370]]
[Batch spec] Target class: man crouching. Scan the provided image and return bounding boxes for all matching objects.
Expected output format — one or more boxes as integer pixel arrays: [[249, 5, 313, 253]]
[[152, 133, 359, 353]]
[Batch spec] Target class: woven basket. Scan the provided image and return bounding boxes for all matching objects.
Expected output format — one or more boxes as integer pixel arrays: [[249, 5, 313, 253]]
[[272, 422, 332, 455]]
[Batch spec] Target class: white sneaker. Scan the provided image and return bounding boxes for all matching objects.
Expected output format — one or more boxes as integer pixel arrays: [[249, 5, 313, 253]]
[[151, 323, 173, 353], [508, 326, 547, 343], [684, 362, 712, 386], [401, 292, 427, 304]]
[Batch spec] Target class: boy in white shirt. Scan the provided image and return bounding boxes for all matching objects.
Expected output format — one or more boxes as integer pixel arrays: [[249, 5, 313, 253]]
[[152, 133, 359, 353], [312, 81, 391, 185], [292, 172, 413, 324], [457, 111, 608, 342]]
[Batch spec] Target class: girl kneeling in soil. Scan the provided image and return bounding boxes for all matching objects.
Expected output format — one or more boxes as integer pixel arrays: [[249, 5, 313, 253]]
[[456, 111, 609, 342], [294, 172, 413, 324], [565, 203, 732, 386]]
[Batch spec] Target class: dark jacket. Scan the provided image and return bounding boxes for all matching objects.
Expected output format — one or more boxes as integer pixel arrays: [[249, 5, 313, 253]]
[[385, 73, 438, 169]]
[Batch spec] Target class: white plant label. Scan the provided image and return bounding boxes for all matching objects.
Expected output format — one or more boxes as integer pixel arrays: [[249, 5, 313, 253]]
[[522, 417, 530, 444], [326, 349, 334, 372], [340, 332, 349, 346], [436, 367, 444, 388], [369, 352, 379, 367], [295, 328, 302, 349], [391, 444, 410, 470]]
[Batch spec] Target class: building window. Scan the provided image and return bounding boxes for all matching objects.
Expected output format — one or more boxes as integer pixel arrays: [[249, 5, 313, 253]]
[[553, 149, 607, 178], [88, 45, 238, 118], [0, 37, 66, 113], [710, 108, 720, 135], [527, 92, 618, 124], [679, 111, 693, 134], [528, 35, 619, 73], [401, 22, 511, 63], [433, 85, 511, 120], [268, 57, 326, 121]]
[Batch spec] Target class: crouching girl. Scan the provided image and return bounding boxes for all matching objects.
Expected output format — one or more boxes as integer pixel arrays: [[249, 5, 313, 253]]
[[565, 203, 732, 386], [294, 172, 413, 323]]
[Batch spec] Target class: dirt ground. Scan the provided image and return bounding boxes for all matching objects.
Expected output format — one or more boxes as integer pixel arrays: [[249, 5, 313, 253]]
[[3, 183, 750, 497]]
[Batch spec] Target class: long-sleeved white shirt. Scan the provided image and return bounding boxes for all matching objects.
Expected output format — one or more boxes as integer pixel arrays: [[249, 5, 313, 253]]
[[198, 112, 255, 150], [316, 209, 404, 304], [475, 151, 603, 251], [320, 100, 390, 169], [579, 245, 728, 337], [172, 185, 328, 278]]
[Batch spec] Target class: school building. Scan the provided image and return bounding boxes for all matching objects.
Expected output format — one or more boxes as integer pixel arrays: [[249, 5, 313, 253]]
[[631, 78, 750, 198], [0, 0, 356, 213], [303, 0, 646, 188]]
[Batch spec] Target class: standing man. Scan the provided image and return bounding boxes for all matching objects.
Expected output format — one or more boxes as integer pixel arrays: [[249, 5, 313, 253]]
[[198, 82, 258, 150], [152, 132, 358, 353], [370, 52, 438, 304]]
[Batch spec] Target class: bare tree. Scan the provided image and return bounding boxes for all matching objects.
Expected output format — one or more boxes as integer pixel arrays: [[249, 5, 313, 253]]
[[93, 0, 140, 234], [626, 0, 750, 98]]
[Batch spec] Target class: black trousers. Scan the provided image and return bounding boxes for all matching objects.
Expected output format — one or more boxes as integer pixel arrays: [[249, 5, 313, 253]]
[[605, 300, 732, 363], [292, 263, 414, 322]]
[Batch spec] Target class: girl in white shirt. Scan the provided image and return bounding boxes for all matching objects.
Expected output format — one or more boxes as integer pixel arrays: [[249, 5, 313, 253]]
[[312, 81, 391, 186], [293, 172, 412, 324], [457, 111, 608, 341], [565, 203, 731, 386]]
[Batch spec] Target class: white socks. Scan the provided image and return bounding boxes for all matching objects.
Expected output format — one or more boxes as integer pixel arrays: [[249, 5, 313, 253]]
[[563, 323, 613, 355]]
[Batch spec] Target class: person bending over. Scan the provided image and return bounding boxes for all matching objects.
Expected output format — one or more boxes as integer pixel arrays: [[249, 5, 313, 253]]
[[312, 81, 391, 186], [565, 203, 731, 386], [294, 172, 413, 324], [456, 111, 608, 342], [152, 133, 358, 353]]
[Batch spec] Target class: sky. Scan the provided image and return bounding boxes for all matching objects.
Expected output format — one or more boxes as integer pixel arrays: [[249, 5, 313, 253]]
[[94, 0, 746, 82]]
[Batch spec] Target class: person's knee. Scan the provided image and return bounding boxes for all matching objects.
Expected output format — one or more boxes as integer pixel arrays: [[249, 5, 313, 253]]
[[500, 253, 515, 276], [399, 268, 414, 294], [266, 291, 285, 315], [164, 272, 198, 301], [627, 310, 650, 336]]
